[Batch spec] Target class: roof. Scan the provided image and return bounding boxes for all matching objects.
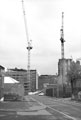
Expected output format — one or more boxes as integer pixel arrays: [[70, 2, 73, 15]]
[[0, 65, 5, 70], [4, 77, 19, 84]]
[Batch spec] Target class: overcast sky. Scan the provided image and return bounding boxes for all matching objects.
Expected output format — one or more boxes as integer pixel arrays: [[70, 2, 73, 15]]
[[0, 0, 81, 75]]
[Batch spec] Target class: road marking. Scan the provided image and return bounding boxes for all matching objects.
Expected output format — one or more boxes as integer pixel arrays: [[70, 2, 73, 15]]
[[17, 110, 52, 116], [29, 96, 46, 108], [47, 106, 76, 120], [39, 97, 81, 112], [31, 96, 77, 120], [48, 103, 80, 111]]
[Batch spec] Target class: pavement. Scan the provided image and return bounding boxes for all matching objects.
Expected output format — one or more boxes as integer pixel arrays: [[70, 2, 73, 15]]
[[0, 96, 46, 112]]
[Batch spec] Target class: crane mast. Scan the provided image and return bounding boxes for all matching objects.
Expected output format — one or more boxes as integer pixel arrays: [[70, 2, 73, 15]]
[[60, 12, 65, 59], [22, 0, 32, 93], [60, 12, 65, 97]]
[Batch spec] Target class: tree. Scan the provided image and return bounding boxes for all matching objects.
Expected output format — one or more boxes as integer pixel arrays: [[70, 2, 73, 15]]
[[67, 61, 81, 97]]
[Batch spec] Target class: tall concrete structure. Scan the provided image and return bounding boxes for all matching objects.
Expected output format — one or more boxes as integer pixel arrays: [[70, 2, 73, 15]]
[[58, 59, 72, 85], [58, 12, 72, 85], [43, 13, 72, 97]]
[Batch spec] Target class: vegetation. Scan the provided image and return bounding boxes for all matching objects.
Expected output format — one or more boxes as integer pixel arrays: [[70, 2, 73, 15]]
[[67, 61, 81, 98]]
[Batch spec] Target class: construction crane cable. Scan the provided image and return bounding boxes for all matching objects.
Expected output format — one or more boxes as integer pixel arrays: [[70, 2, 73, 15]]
[[22, 0, 29, 43], [21, 0, 32, 93]]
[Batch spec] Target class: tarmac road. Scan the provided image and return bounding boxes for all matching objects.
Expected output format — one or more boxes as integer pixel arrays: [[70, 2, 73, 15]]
[[0, 96, 55, 120], [31, 95, 81, 120], [0, 111, 55, 120], [0, 95, 81, 120]]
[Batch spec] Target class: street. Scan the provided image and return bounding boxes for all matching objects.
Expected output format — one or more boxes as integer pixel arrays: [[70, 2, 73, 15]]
[[31, 95, 81, 120], [0, 95, 81, 120], [0, 95, 55, 120]]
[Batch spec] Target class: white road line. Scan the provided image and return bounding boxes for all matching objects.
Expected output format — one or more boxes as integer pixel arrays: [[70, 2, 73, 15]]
[[30, 96, 77, 120], [17, 110, 52, 116], [47, 106, 76, 120], [47, 102, 80, 111], [29, 96, 46, 107]]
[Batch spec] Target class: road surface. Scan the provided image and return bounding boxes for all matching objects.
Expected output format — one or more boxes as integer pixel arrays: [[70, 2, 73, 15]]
[[0, 95, 81, 120], [31, 95, 81, 120]]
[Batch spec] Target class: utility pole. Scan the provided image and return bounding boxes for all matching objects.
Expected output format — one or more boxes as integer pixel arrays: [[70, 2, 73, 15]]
[[22, 0, 32, 94]]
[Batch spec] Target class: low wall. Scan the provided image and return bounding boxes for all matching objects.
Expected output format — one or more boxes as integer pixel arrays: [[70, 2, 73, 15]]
[[4, 83, 24, 98]]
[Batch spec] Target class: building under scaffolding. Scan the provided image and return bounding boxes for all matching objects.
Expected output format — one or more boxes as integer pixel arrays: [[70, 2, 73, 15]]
[[5, 68, 39, 95]]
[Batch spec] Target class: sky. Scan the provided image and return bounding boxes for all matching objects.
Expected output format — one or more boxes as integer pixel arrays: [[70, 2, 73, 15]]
[[0, 0, 81, 75]]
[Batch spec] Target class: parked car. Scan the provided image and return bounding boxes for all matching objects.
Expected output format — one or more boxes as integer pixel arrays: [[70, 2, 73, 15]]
[[38, 92, 44, 96]]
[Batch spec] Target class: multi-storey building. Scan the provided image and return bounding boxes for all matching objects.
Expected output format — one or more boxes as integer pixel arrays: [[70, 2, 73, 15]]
[[5, 68, 39, 94], [38, 75, 57, 90]]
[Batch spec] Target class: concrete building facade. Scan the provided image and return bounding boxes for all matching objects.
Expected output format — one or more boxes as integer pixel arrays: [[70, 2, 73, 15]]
[[58, 59, 72, 85], [5, 68, 39, 94], [38, 75, 57, 90]]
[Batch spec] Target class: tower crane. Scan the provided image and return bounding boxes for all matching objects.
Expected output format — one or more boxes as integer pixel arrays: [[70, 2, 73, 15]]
[[60, 12, 65, 59], [60, 12, 65, 97], [22, 0, 32, 93]]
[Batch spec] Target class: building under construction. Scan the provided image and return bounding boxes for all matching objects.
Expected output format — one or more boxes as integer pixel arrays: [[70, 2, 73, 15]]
[[58, 59, 72, 85], [43, 12, 72, 97], [58, 12, 72, 85], [5, 68, 39, 95], [22, 0, 33, 93]]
